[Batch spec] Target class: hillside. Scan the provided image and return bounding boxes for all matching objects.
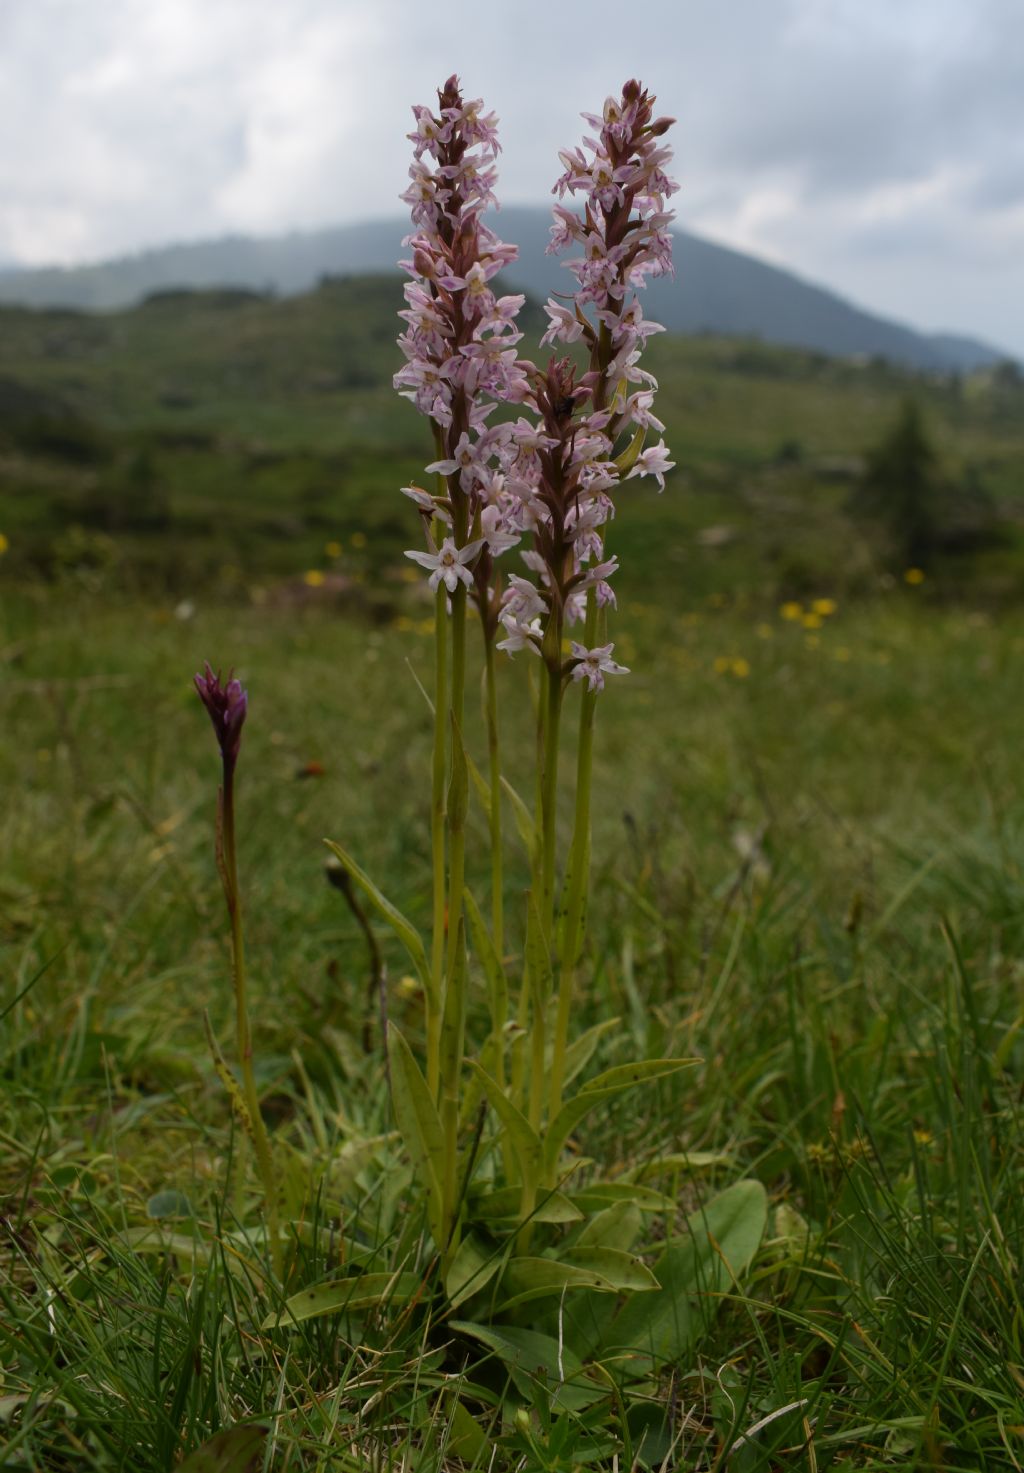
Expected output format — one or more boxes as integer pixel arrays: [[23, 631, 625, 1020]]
[[1, 274, 1021, 606], [0, 209, 1011, 374]]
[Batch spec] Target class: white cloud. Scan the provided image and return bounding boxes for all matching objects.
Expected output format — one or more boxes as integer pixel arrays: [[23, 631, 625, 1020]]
[[0, 0, 1021, 353]]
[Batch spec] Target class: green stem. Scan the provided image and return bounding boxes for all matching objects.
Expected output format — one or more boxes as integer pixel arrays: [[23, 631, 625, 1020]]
[[427, 583, 448, 1100], [549, 599, 599, 1124], [221, 774, 282, 1279], [482, 630, 509, 1144], [483, 633, 504, 973], [440, 582, 469, 1252]]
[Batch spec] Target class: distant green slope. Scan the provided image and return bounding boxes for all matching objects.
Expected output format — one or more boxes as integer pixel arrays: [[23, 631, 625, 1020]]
[[0, 275, 1021, 601], [0, 209, 1012, 373]]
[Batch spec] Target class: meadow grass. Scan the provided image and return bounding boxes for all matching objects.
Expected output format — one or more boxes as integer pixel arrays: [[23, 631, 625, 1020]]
[[3, 573, 1023, 1470]]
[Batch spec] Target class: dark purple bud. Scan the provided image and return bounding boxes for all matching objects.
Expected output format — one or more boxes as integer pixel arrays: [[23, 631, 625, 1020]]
[[195, 662, 247, 768]]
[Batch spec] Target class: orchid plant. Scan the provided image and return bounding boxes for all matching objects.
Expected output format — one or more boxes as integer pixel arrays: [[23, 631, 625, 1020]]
[[192, 77, 769, 1408], [327, 76, 702, 1309]]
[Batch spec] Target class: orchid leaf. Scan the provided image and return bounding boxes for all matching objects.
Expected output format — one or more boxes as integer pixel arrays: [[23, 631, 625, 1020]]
[[387, 1024, 445, 1248], [468, 1062, 542, 1182], [543, 1058, 698, 1178], [446, 1230, 505, 1309], [263, 1270, 422, 1329], [500, 775, 536, 857], [451, 1321, 604, 1412], [603, 1180, 769, 1378]]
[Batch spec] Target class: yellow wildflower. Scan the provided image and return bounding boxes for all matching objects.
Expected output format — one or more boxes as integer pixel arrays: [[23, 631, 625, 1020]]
[[303, 569, 325, 588], [801, 612, 823, 630], [350, 530, 368, 549], [812, 598, 837, 616], [325, 540, 343, 558], [0, 532, 8, 555], [780, 601, 802, 621], [904, 567, 925, 585], [731, 657, 751, 678]]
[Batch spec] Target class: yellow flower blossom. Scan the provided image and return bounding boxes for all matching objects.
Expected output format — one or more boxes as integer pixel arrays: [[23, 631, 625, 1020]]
[[904, 567, 925, 585], [325, 540, 343, 558], [350, 530, 368, 549], [801, 612, 823, 630], [0, 532, 9, 555], [812, 598, 837, 616], [731, 657, 751, 678], [780, 601, 802, 621], [303, 569, 325, 588]]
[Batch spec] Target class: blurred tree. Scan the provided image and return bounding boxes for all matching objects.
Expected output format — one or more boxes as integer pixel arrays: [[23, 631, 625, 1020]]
[[850, 399, 938, 569]]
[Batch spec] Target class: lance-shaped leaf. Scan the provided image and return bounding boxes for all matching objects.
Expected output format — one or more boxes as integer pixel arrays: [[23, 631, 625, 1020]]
[[613, 423, 647, 475], [263, 1270, 423, 1330], [468, 1062, 542, 1183], [387, 1024, 445, 1248], [543, 1058, 698, 1178], [497, 1247, 658, 1309], [324, 840, 432, 1004], [470, 1185, 582, 1225], [561, 1017, 621, 1089], [451, 1321, 604, 1412], [500, 775, 536, 858], [446, 1230, 505, 1308]]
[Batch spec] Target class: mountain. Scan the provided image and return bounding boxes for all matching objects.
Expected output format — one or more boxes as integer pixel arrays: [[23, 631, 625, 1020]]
[[0, 209, 1010, 374]]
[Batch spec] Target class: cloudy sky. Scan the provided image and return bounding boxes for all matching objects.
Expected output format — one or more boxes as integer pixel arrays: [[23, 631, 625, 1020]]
[[2, 0, 1022, 355]]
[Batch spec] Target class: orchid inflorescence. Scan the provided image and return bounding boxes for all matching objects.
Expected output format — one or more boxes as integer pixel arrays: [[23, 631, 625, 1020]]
[[397, 74, 676, 680]]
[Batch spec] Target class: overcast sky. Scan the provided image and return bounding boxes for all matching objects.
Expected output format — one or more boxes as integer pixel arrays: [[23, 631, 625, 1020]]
[[2, 0, 1022, 355]]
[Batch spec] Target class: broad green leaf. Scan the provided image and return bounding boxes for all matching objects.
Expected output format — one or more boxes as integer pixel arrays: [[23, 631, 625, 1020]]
[[560, 1246, 658, 1293], [500, 775, 536, 857], [603, 1180, 769, 1378], [469, 1062, 542, 1182], [570, 1182, 674, 1214], [561, 1018, 621, 1089], [177, 1425, 267, 1473], [263, 1270, 422, 1329], [470, 1185, 582, 1225], [629, 1150, 736, 1180], [543, 1059, 698, 1177], [451, 1321, 604, 1412], [388, 1024, 445, 1248], [446, 1230, 504, 1309], [497, 1256, 625, 1310], [324, 840, 431, 1001], [573, 1199, 643, 1253]]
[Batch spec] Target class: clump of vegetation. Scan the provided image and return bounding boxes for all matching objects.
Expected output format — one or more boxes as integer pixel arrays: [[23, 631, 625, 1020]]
[[850, 397, 1003, 571]]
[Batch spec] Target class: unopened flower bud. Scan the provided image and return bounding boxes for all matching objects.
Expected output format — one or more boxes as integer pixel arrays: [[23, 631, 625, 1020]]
[[195, 662, 247, 769]]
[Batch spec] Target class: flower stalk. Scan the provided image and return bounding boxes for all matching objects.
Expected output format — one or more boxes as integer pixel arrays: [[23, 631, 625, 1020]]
[[195, 664, 282, 1278]]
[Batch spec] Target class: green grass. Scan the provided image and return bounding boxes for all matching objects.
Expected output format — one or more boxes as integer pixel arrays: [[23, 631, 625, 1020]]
[[3, 578, 1024, 1469]]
